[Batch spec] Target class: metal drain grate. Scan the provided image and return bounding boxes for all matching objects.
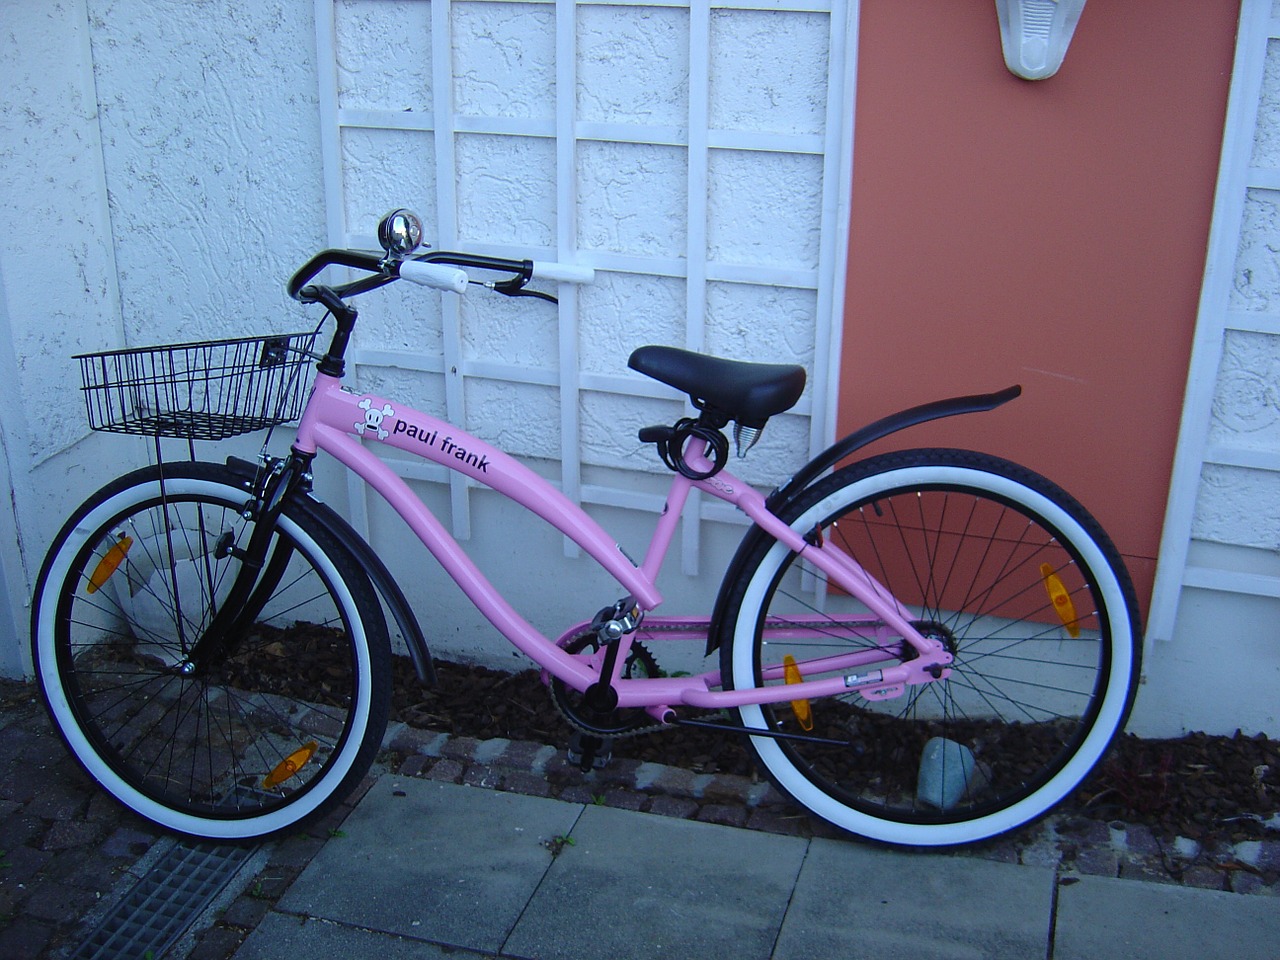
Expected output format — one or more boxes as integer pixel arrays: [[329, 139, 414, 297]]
[[71, 839, 256, 960]]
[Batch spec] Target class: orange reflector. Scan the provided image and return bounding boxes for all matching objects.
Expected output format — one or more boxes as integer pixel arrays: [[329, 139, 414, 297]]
[[263, 741, 318, 789], [86, 534, 133, 594], [1040, 563, 1080, 638], [783, 655, 814, 732]]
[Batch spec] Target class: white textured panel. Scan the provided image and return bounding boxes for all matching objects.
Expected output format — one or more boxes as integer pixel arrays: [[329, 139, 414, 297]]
[[341, 128, 438, 234], [707, 150, 823, 269], [709, 9, 829, 136], [352, 367, 449, 420], [455, 134, 557, 246], [576, 5, 690, 125], [1230, 188, 1280, 312], [1209, 329, 1280, 450], [453, 2, 556, 119], [728, 412, 811, 487], [356, 281, 446, 355], [580, 391, 684, 472], [461, 288, 559, 368], [577, 141, 689, 257], [1150, 2, 1280, 646], [1192, 463, 1280, 548], [1255, 39, 1280, 168], [88, 0, 323, 347], [336, 0, 433, 111], [579, 272, 686, 374], [705, 281, 817, 371], [465, 379, 561, 458], [0, 1, 118, 462]]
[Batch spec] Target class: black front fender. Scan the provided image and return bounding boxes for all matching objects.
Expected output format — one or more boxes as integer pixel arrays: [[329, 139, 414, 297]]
[[226, 457, 436, 686]]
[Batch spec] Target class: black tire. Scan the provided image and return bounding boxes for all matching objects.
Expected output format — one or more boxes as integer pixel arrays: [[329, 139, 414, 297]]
[[719, 449, 1140, 846], [31, 462, 391, 841]]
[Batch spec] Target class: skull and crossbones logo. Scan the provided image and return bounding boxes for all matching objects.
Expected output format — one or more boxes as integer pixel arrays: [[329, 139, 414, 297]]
[[356, 398, 394, 440]]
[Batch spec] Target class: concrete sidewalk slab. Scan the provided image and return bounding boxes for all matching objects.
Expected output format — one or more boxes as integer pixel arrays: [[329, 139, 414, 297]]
[[234, 912, 460, 959], [274, 777, 579, 953], [230, 772, 1278, 960], [1054, 874, 1280, 960], [504, 802, 808, 960], [775, 840, 1055, 960]]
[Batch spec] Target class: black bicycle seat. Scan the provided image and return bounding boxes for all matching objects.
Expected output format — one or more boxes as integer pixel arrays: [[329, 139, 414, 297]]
[[628, 345, 806, 427]]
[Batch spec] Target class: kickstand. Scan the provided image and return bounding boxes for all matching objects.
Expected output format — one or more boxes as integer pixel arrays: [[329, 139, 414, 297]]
[[567, 731, 613, 771]]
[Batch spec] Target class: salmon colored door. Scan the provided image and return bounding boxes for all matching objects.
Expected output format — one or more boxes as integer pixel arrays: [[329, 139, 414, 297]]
[[841, 0, 1239, 617]]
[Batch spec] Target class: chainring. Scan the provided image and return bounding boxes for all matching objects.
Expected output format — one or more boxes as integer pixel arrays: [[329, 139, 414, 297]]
[[549, 632, 663, 737]]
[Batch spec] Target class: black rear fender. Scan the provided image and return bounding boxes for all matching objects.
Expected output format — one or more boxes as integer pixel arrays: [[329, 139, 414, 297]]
[[705, 386, 1021, 656]]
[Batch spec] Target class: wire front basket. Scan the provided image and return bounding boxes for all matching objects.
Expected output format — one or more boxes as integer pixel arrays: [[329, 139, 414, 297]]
[[77, 332, 319, 441]]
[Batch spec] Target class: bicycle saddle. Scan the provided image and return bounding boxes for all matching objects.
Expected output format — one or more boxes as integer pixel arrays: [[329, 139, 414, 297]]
[[628, 345, 806, 427]]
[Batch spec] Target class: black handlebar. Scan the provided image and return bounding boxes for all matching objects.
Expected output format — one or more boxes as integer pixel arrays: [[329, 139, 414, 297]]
[[287, 249, 385, 300], [287, 248, 535, 303], [288, 246, 552, 378]]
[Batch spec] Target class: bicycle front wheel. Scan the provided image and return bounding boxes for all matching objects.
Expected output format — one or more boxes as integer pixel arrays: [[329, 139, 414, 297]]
[[31, 462, 391, 841], [719, 449, 1140, 846]]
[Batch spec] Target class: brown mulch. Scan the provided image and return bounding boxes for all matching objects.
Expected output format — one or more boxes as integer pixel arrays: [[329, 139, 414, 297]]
[[392, 656, 1280, 847]]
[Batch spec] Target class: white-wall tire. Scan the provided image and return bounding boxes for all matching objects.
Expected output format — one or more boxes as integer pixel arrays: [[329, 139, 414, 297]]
[[720, 449, 1140, 847], [31, 463, 390, 841]]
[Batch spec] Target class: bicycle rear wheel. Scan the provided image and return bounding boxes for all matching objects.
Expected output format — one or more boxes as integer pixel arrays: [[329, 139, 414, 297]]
[[719, 449, 1140, 846], [31, 462, 390, 841]]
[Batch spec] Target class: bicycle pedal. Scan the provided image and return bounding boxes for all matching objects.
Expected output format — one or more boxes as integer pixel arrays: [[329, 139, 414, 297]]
[[567, 732, 613, 771]]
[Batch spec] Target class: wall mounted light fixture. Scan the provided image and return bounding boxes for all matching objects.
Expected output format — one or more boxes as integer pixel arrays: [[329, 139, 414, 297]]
[[995, 0, 1087, 80]]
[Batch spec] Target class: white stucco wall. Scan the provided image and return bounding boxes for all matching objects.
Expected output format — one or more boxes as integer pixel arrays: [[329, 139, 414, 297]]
[[1184, 32, 1280, 738], [1, 1, 1275, 744], [1192, 37, 1280, 550], [1136, 14, 1280, 739], [0, 0, 840, 681], [1, 0, 119, 461], [0, 0, 128, 675], [89, 1, 326, 344], [328, 0, 838, 491], [0, 0, 326, 674]]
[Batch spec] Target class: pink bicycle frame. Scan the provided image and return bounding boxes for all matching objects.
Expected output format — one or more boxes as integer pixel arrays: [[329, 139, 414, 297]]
[[292, 374, 952, 719]]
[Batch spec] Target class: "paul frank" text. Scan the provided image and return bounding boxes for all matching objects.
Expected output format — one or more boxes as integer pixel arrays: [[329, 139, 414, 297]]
[[392, 421, 491, 473]]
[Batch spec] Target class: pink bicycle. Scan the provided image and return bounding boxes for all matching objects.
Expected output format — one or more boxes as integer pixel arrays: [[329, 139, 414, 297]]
[[31, 210, 1140, 847]]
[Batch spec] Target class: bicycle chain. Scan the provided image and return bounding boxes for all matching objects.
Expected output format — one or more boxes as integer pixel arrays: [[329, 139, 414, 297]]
[[551, 699, 668, 740], [551, 614, 910, 742], [552, 703, 740, 742]]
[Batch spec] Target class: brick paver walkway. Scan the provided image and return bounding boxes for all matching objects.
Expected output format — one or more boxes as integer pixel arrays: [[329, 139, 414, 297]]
[[2, 680, 1275, 960]]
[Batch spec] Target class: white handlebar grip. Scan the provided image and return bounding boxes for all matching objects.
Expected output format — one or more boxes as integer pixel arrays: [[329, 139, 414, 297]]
[[530, 261, 595, 284], [399, 260, 469, 294]]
